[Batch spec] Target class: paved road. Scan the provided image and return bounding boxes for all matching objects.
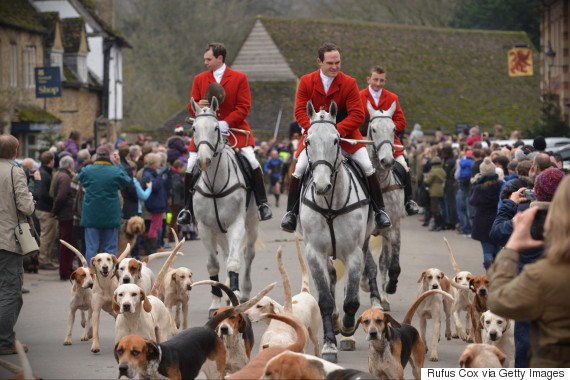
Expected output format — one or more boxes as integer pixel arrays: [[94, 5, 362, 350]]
[[1, 200, 483, 379]]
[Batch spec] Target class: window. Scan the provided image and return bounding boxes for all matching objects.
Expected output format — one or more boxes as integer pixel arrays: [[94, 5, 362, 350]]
[[77, 55, 87, 83], [10, 43, 18, 87], [24, 46, 36, 89]]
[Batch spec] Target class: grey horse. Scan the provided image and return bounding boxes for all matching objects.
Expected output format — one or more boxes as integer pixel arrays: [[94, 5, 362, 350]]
[[189, 97, 259, 313], [297, 100, 375, 363], [362, 100, 406, 311]]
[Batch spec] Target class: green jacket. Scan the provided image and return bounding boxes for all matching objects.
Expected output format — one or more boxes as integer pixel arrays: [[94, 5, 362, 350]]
[[78, 161, 132, 229], [425, 164, 446, 198]]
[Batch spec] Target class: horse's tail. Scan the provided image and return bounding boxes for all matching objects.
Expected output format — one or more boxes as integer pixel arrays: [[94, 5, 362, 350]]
[[149, 239, 185, 297], [402, 289, 454, 325], [261, 313, 306, 353], [444, 237, 461, 275], [277, 246, 293, 314], [295, 233, 310, 293]]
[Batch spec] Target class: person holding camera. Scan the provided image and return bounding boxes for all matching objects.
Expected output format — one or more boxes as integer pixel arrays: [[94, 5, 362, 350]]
[[488, 174, 570, 367], [489, 167, 565, 367]]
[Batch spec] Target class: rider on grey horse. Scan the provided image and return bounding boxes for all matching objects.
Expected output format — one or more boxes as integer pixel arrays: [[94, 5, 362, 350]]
[[281, 43, 391, 232], [177, 43, 272, 225], [359, 65, 419, 216]]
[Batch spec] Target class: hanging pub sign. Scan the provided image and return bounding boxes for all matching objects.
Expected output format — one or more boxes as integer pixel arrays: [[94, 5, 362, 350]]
[[507, 47, 533, 77], [35, 67, 62, 98]]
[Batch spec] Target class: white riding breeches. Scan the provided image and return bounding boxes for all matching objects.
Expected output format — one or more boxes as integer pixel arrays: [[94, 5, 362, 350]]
[[186, 146, 260, 173], [395, 155, 409, 171], [293, 146, 375, 178]]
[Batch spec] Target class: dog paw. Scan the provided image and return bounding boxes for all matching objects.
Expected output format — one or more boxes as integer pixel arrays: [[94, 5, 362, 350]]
[[81, 335, 90, 341], [63, 339, 72, 345], [91, 345, 100, 353], [451, 332, 459, 339], [429, 355, 439, 362]]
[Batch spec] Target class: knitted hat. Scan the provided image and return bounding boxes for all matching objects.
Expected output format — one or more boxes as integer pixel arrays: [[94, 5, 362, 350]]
[[479, 157, 496, 176], [96, 144, 113, 159], [174, 124, 184, 133], [514, 145, 536, 161], [534, 168, 565, 202], [533, 136, 547, 151], [431, 157, 442, 165]]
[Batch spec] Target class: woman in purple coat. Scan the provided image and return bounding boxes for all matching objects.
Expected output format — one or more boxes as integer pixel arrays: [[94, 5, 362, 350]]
[[469, 157, 503, 271]]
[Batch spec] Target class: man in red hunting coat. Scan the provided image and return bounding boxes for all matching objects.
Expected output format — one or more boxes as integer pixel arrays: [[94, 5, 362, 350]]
[[280, 43, 391, 232], [360, 65, 419, 216], [177, 43, 272, 226]]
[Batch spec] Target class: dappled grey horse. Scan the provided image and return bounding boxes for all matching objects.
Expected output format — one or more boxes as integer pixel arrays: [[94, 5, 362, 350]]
[[189, 97, 259, 313], [362, 100, 406, 311], [297, 100, 375, 363]]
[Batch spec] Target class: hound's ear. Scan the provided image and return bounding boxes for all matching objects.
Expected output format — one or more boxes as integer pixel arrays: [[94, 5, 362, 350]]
[[329, 100, 337, 120], [237, 314, 247, 333], [141, 290, 152, 313], [113, 342, 121, 363], [89, 258, 96, 276], [307, 100, 316, 119], [439, 271, 445, 279], [504, 318, 511, 333], [469, 278, 476, 293], [480, 312, 486, 328], [171, 272, 177, 281], [354, 315, 362, 332], [112, 293, 121, 314], [417, 270, 426, 283], [136, 260, 143, 279], [112, 255, 118, 266], [146, 340, 160, 362], [384, 313, 402, 329], [366, 100, 376, 117], [190, 97, 200, 114], [211, 96, 219, 113], [125, 220, 133, 235]]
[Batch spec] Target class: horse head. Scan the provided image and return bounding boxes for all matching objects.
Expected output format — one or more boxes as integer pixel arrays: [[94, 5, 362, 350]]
[[306, 100, 341, 195], [367, 100, 397, 170], [190, 96, 221, 171]]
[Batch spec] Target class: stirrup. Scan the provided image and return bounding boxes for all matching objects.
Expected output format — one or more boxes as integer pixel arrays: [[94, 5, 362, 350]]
[[177, 208, 193, 226], [405, 200, 420, 216], [280, 212, 297, 233], [258, 203, 273, 221], [375, 210, 392, 229]]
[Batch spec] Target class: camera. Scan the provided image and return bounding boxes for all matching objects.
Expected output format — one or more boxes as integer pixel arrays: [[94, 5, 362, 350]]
[[530, 208, 548, 241], [523, 189, 537, 201]]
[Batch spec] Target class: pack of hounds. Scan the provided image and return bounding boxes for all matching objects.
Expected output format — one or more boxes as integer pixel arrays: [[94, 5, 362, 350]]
[[0, 234, 514, 379]]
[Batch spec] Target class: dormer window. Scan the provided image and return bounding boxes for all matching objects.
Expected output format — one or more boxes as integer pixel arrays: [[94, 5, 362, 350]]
[[77, 54, 87, 83]]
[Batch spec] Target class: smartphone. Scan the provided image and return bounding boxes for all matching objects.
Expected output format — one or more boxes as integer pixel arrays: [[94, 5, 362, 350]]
[[523, 189, 537, 201], [530, 208, 548, 240]]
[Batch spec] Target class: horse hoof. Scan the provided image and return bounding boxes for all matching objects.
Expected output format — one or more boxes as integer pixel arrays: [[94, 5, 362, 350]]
[[339, 337, 356, 351], [381, 301, 391, 311], [386, 280, 398, 294], [371, 298, 383, 310], [322, 353, 338, 363]]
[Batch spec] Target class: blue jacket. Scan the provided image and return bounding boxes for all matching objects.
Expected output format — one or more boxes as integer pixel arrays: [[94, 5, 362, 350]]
[[489, 199, 543, 270], [142, 167, 171, 213], [134, 178, 152, 215], [78, 161, 132, 228]]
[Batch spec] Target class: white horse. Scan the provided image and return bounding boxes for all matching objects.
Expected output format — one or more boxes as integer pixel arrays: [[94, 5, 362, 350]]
[[189, 97, 259, 313], [298, 100, 375, 363], [361, 101, 406, 311]]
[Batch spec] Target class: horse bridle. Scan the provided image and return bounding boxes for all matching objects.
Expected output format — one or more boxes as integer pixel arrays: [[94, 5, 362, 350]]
[[193, 113, 222, 157], [306, 119, 342, 176], [368, 115, 394, 155]]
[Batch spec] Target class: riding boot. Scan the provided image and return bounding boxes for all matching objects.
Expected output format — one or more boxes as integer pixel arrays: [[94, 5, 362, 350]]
[[281, 176, 301, 233], [404, 171, 420, 216], [177, 172, 196, 225], [367, 174, 392, 229], [252, 168, 273, 221]]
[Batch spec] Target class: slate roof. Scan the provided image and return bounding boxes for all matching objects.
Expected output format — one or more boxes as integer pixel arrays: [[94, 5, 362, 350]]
[[0, 0, 47, 33]]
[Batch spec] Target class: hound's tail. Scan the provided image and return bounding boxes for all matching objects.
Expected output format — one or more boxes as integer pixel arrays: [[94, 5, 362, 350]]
[[60, 239, 89, 268], [0, 340, 35, 379], [149, 239, 185, 297], [261, 313, 307, 353], [205, 282, 276, 330], [277, 246, 293, 314], [402, 289, 454, 325], [444, 237, 461, 275], [295, 233, 310, 293], [141, 251, 183, 264], [192, 280, 239, 306]]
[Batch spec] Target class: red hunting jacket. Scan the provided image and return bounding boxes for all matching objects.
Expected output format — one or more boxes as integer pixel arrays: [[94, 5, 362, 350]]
[[187, 67, 255, 150], [360, 87, 406, 158], [294, 70, 365, 158]]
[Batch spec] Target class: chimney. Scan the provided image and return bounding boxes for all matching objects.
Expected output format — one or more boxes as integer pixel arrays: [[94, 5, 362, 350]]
[[93, 0, 115, 29]]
